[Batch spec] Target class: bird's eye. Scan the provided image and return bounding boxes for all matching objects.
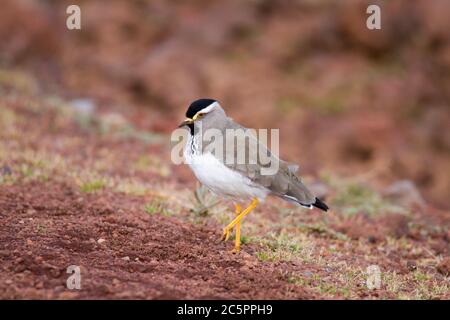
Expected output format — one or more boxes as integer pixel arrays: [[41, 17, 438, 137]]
[[197, 113, 205, 118]]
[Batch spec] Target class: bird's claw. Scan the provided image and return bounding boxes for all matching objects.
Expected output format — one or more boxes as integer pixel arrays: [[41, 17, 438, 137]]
[[221, 227, 231, 242], [231, 247, 240, 254]]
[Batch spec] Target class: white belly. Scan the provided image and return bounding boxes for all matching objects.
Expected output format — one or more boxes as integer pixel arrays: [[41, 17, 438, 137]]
[[185, 151, 269, 201]]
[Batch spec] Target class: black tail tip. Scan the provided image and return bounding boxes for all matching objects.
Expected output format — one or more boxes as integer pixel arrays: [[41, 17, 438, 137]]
[[313, 197, 329, 212]]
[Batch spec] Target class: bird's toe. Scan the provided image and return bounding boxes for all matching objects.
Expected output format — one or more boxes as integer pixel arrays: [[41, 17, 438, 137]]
[[230, 247, 240, 254], [221, 227, 231, 242]]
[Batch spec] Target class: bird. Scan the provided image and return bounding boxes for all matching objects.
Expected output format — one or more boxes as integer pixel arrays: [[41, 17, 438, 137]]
[[178, 98, 328, 253]]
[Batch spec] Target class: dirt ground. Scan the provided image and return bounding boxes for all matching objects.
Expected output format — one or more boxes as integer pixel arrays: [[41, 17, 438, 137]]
[[0, 98, 315, 299], [0, 0, 449, 300], [0, 93, 448, 299], [0, 182, 315, 299]]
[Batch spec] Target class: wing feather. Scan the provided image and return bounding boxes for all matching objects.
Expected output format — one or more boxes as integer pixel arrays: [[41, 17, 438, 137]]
[[208, 119, 317, 205]]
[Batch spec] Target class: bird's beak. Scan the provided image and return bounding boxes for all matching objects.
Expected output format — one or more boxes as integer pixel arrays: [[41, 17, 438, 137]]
[[178, 118, 194, 128]]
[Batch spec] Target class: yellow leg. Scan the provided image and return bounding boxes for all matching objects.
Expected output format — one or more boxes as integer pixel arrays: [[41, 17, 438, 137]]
[[233, 204, 241, 254], [222, 204, 241, 242], [222, 198, 258, 252]]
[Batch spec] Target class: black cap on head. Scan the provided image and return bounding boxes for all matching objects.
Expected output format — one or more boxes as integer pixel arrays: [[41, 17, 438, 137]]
[[186, 99, 217, 118]]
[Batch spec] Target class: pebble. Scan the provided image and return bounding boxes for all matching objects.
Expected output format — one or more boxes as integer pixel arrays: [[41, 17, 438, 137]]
[[122, 256, 130, 261], [383, 180, 426, 208], [406, 260, 417, 271], [0, 165, 12, 176], [70, 98, 96, 115], [97, 238, 106, 244]]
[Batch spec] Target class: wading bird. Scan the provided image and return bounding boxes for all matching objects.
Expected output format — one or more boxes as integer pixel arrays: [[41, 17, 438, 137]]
[[178, 99, 328, 253]]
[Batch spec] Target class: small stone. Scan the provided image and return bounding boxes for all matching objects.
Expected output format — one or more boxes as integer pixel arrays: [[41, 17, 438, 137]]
[[18, 220, 25, 224], [97, 238, 106, 244], [0, 165, 12, 176], [70, 98, 96, 115], [122, 256, 130, 261], [5, 279, 12, 285], [406, 260, 417, 271], [383, 180, 426, 208], [134, 257, 140, 262]]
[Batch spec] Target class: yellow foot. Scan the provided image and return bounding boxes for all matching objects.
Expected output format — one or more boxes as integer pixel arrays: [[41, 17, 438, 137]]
[[231, 246, 240, 254], [220, 199, 258, 252], [221, 227, 231, 242]]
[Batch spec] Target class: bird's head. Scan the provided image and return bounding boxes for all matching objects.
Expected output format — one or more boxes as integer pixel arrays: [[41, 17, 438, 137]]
[[178, 99, 225, 133]]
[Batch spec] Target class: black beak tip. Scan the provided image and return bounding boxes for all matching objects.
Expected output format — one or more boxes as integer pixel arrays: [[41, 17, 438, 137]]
[[178, 119, 193, 128]]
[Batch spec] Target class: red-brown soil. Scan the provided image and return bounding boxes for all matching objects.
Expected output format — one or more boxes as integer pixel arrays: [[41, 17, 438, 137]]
[[0, 98, 448, 299], [0, 182, 315, 299], [0, 0, 449, 300]]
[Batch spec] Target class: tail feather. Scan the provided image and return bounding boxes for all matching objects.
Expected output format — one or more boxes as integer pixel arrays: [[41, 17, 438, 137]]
[[312, 197, 329, 212]]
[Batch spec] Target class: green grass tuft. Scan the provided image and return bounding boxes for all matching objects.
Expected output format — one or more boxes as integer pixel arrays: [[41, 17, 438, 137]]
[[144, 200, 172, 217], [80, 179, 106, 193]]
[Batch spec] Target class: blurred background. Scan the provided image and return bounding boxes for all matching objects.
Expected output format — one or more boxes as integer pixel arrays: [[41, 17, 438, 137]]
[[0, 0, 449, 210]]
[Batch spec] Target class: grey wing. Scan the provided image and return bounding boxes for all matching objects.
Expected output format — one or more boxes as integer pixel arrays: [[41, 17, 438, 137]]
[[222, 119, 316, 206], [270, 165, 316, 206]]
